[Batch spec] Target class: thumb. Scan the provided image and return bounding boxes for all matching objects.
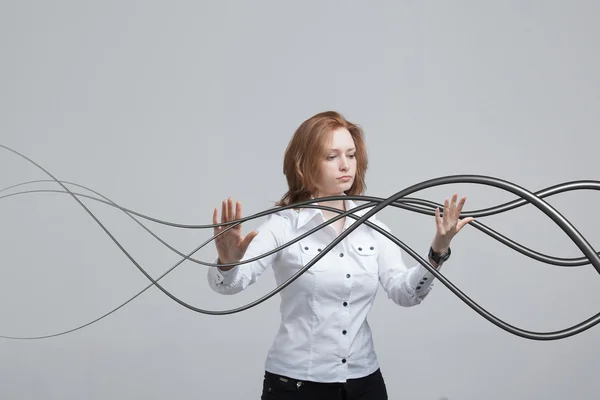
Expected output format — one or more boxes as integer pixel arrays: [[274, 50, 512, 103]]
[[456, 217, 475, 232], [241, 230, 259, 250]]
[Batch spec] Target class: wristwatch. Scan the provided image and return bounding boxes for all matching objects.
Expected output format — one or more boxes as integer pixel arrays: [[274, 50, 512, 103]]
[[429, 246, 451, 264]]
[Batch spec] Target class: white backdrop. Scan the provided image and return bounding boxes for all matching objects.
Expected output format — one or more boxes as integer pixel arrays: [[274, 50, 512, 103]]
[[1, 1, 599, 399]]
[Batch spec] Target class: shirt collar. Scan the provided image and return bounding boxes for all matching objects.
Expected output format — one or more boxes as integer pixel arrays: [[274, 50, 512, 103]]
[[296, 194, 371, 229]]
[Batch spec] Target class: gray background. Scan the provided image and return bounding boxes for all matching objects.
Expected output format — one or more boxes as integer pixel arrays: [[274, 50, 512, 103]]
[[1, 1, 599, 399]]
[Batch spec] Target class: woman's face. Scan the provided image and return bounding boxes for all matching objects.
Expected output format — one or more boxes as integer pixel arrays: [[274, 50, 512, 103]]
[[313, 127, 357, 199]]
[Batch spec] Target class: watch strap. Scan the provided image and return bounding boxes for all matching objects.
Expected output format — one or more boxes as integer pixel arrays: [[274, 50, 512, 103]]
[[429, 246, 451, 263]]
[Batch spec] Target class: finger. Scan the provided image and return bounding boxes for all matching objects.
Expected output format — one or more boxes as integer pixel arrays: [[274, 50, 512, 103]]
[[435, 207, 442, 229], [455, 196, 467, 218], [442, 198, 449, 221], [213, 207, 219, 236], [228, 197, 234, 222], [221, 199, 227, 226], [233, 200, 243, 231], [450, 193, 458, 214], [236, 200, 242, 222]]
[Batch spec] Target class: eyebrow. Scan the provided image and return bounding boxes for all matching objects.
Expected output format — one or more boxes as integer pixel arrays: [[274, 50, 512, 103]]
[[328, 148, 356, 152]]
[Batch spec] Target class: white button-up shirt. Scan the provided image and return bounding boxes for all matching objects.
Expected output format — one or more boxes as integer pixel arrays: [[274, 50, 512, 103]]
[[207, 198, 440, 383]]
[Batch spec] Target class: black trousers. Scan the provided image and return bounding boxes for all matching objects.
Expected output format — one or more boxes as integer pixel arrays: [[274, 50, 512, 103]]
[[260, 368, 388, 399]]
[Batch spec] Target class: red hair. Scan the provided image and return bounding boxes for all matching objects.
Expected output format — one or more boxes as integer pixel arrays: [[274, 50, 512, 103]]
[[275, 111, 368, 207]]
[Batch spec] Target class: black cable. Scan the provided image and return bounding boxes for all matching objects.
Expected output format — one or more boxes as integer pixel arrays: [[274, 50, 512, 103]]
[[0, 143, 598, 341], [2, 180, 598, 267]]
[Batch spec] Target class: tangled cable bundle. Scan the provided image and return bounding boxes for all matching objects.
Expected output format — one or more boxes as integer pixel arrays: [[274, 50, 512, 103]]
[[0, 144, 598, 341]]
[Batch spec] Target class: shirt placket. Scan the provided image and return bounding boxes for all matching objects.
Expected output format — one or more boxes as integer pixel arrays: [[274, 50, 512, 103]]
[[337, 233, 353, 378], [323, 211, 354, 379]]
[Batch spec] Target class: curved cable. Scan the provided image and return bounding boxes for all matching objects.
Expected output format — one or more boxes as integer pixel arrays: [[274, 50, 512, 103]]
[[0, 144, 598, 342], [3, 179, 598, 267]]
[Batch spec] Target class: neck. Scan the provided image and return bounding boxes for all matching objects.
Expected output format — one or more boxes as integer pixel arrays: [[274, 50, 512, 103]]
[[313, 193, 346, 212]]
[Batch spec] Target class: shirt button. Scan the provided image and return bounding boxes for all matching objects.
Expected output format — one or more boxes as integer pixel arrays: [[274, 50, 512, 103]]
[[346, 274, 351, 278], [339, 253, 344, 257], [342, 330, 347, 335], [343, 302, 348, 307], [342, 359, 347, 363]]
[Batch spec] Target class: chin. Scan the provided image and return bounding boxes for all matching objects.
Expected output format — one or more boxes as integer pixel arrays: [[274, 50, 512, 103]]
[[340, 182, 353, 191]]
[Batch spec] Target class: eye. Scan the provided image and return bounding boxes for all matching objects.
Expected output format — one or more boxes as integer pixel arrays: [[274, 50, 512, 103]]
[[326, 155, 336, 160], [348, 154, 356, 159]]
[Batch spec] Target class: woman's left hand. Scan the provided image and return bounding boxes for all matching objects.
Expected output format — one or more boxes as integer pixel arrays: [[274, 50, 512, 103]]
[[431, 193, 475, 253]]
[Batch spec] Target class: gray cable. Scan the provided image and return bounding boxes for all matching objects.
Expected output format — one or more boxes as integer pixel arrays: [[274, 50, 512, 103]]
[[2, 180, 598, 267], [0, 143, 598, 341]]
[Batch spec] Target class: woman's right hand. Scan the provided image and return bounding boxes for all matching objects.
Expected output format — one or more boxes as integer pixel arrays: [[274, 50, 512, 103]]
[[213, 197, 258, 271]]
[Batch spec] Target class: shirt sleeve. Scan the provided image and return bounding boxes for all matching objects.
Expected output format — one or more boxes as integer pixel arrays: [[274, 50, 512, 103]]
[[206, 213, 286, 295], [373, 219, 442, 307]]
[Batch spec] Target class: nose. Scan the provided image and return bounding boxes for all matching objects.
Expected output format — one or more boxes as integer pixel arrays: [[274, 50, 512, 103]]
[[340, 156, 350, 171]]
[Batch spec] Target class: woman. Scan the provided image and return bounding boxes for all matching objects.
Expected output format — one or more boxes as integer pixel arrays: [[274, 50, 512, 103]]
[[207, 111, 473, 399]]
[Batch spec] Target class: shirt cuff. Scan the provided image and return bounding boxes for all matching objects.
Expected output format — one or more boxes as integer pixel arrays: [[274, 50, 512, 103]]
[[212, 256, 240, 285], [408, 255, 442, 293]]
